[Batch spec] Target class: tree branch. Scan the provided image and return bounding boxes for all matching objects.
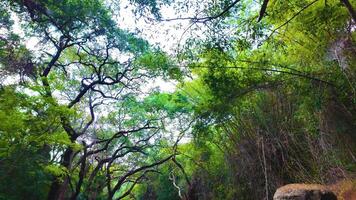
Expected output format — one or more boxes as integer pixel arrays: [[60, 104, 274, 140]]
[[109, 155, 175, 199], [257, 0, 269, 22], [341, 0, 356, 22], [267, 0, 319, 39], [161, 0, 241, 23]]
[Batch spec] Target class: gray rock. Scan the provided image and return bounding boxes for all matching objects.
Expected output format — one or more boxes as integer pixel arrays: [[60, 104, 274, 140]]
[[273, 184, 337, 200]]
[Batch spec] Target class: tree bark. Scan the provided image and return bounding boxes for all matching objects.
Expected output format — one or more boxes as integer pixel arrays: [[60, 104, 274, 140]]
[[47, 148, 73, 200], [341, 0, 356, 22]]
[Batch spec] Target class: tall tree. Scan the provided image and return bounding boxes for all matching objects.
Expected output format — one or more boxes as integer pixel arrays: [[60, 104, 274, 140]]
[[1, 0, 185, 199]]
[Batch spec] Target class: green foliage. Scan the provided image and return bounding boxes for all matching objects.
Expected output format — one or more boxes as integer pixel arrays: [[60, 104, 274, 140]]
[[0, 86, 79, 199], [43, 164, 68, 179], [164, 0, 356, 199], [135, 49, 183, 80], [144, 92, 192, 117], [0, 88, 48, 199], [10, 0, 111, 34], [0, 0, 355, 199], [129, 0, 173, 19]]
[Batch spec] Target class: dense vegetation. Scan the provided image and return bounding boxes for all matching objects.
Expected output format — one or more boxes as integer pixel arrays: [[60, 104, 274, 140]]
[[0, 0, 355, 199]]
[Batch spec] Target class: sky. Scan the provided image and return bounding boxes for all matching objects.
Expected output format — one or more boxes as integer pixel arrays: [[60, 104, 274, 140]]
[[107, 0, 206, 93], [114, 0, 200, 51]]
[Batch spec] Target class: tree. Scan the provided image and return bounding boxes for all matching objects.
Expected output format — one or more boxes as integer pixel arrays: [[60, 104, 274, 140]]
[[174, 0, 356, 199], [1, 0, 186, 199]]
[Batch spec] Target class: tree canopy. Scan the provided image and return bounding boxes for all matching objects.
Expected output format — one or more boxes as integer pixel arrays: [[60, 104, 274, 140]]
[[0, 0, 355, 199]]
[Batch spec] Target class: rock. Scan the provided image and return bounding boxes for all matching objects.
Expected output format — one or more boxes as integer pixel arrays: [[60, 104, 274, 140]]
[[330, 179, 356, 200], [273, 184, 337, 200]]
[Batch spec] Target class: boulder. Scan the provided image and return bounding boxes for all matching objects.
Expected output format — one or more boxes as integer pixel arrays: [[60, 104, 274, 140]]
[[273, 184, 337, 200]]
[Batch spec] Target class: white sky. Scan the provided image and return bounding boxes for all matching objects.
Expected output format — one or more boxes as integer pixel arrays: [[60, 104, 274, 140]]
[[114, 0, 198, 50], [111, 0, 202, 93]]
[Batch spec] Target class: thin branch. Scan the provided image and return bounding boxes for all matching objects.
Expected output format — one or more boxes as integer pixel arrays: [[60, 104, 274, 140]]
[[161, 0, 241, 23], [267, 0, 319, 39], [190, 65, 334, 86], [109, 155, 175, 199]]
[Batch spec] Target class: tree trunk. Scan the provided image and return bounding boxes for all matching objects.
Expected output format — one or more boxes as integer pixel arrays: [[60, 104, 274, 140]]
[[341, 0, 356, 22], [47, 148, 73, 200]]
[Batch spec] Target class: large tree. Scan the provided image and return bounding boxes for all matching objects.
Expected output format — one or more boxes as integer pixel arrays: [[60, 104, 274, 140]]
[[0, 0, 189, 199]]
